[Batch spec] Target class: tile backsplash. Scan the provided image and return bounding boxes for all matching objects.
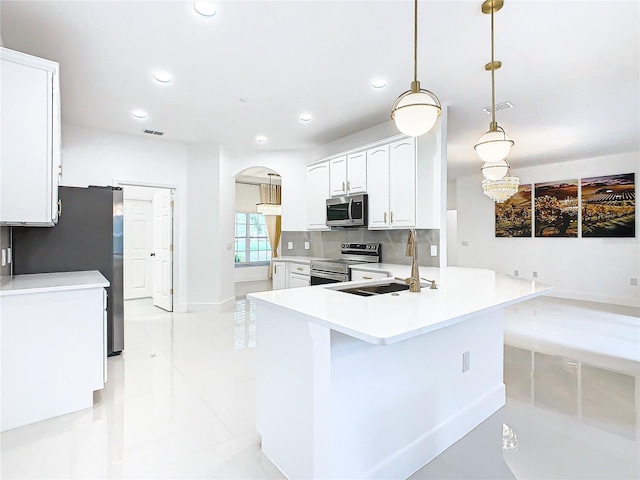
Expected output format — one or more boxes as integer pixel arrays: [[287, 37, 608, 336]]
[[0, 226, 11, 276], [281, 228, 440, 266]]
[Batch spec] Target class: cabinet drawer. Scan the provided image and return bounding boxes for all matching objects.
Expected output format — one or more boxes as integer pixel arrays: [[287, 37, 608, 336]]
[[288, 262, 310, 275], [351, 269, 390, 281]]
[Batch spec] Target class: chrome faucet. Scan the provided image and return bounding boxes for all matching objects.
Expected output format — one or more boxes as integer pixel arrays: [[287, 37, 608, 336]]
[[405, 229, 421, 293]]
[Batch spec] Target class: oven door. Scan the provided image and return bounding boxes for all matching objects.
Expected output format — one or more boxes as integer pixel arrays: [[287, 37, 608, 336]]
[[310, 270, 348, 286]]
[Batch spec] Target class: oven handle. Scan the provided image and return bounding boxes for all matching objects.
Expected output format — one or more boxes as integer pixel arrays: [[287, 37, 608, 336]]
[[310, 270, 348, 282]]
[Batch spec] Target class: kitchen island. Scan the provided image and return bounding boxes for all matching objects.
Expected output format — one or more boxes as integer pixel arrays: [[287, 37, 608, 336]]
[[248, 266, 551, 479]]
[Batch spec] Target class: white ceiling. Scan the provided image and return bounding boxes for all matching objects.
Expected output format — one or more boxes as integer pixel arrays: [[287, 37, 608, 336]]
[[1, 1, 638, 177]]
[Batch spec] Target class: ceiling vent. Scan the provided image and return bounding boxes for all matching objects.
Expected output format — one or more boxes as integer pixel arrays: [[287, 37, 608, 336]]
[[483, 101, 514, 115], [143, 129, 164, 136]]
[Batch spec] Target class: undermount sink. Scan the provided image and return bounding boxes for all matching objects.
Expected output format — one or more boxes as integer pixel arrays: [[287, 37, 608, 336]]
[[335, 282, 410, 297]]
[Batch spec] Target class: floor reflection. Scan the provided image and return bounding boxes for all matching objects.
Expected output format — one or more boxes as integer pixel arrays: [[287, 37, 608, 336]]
[[0, 296, 638, 479]]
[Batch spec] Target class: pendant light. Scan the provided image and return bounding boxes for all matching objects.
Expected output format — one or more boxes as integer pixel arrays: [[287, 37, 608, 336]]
[[391, 0, 441, 137], [256, 173, 281, 216], [475, 0, 514, 165]]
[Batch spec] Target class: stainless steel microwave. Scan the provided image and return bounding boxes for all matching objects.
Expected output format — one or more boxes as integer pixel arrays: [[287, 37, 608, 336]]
[[326, 194, 368, 228]]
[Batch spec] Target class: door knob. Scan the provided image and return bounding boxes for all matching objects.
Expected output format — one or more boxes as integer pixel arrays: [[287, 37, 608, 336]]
[[150, 252, 156, 257]]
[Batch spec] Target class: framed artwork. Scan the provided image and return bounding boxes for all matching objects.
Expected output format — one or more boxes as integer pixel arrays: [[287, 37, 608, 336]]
[[534, 180, 579, 237], [495, 184, 532, 237], [581, 173, 635, 237]]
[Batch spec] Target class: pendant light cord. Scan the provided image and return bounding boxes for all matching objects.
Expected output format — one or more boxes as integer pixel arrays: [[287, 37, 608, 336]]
[[490, 4, 496, 126], [413, 0, 418, 83]]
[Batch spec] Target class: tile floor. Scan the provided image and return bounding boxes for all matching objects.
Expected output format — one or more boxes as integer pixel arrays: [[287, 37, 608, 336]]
[[1, 295, 638, 479]]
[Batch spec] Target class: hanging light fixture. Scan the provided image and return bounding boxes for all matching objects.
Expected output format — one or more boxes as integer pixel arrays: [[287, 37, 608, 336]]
[[256, 173, 281, 216], [482, 175, 520, 203], [475, 0, 514, 164], [391, 0, 441, 137]]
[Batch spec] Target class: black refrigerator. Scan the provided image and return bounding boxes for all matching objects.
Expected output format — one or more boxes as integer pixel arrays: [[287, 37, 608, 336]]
[[13, 186, 124, 356]]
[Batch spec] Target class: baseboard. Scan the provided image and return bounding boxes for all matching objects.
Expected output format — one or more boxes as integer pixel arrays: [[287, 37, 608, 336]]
[[363, 384, 506, 480], [187, 297, 235, 313], [546, 289, 640, 308]]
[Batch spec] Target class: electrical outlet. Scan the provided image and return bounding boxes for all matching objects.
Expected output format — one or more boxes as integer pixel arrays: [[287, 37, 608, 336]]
[[461, 240, 469, 247], [631, 278, 638, 286], [430, 245, 437, 256], [304, 242, 310, 250], [287, 241, 293, 250], [514, 270, 519, 277], [462, 351, 470, 373], [533, 271, 538, 278]]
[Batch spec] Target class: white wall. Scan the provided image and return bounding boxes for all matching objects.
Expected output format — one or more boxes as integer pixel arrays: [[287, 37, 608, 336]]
[[235, 182, 261, 213], [456, 151, 640, 306], [60, 125, 190, 311]]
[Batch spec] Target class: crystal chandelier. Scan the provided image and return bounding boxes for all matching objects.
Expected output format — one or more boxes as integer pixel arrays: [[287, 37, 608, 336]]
[[502, 423, 519, 451], [475, 0, 514, 163], [256, 173, 281, 216], [390, 0, 441, 137], [482, 176, 520, 203]]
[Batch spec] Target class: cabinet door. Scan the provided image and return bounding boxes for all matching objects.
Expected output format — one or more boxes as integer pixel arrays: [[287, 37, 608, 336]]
[[389, 138, 416, 228], [0, 52, 57, 226], [272, 261, 287, 290], [346, 152, 367, 194], [351, 269, 390, 281], [329, 155, 347, 196], [366, 145, 390, 229], [306, 162, 330, 230], [288, 273, 310, 288]]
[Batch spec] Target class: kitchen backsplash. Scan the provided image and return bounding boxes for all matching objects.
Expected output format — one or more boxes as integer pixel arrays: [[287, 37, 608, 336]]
[[281, 229, 440, 266], [0, 226, 11, 276]]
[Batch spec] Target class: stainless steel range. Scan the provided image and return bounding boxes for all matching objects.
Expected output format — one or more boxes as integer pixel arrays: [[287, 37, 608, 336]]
[[310, 243, 381, 285]]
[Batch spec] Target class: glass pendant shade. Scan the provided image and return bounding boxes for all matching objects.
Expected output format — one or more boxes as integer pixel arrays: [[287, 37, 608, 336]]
[[482, 176, 520, 203], [256, 203, 281, 216], [481, 159, 510, 180], [475, 128, 514, 162], [392, 90, 442, 137]]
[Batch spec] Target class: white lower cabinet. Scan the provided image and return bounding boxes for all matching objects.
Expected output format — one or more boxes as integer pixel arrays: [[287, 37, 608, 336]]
[[0, 284, 107, 432], [287, 262, 310, 288], [351, 269, 390, 281], [272, 261, 287, 290]]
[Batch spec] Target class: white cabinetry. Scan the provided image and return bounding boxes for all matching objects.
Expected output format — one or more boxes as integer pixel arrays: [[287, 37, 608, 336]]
[[0, 48, 60, 226], [329, 151, 367, 196], [287, 262, 310, 288], [366, 145, 391, 228], [350, 269, 390, 281], [306, 162, 330, 230], [272, 261, 287, 290], [0, 271, 108, 432]]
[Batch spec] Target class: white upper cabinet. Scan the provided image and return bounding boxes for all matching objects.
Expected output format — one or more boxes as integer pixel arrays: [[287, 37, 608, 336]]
[[366, 145, 390, 228], [306, 162, 331, 230], [388, 138, 417, 228], [329, 152, 367, 197], [0, 48, 61, 226]]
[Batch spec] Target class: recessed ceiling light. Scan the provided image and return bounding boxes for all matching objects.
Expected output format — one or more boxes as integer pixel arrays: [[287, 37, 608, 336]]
[[153, 71, 172, 83], [371, 79, 387, 89], [256, 136, 268, 144], [132, 110, 148, 119], [194, 1, 216, 17], [299, 113, 312, 122]]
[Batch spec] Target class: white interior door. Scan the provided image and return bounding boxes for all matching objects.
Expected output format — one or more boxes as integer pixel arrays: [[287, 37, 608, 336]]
[[123, 199, 153, 299], [153, 190, 173, 312]]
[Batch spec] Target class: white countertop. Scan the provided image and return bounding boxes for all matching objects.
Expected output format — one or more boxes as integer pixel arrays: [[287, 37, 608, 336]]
[[0, 271, 110, 296], [248, 266, 552, 345], [273, 256, 328, 264]]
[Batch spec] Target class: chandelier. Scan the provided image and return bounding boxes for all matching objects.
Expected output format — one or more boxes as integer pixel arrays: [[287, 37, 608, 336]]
[[256, 173, 281, 216], [474, 0, 514, 163], [390, 0, 441, 137], [482, 176, 520, 203]]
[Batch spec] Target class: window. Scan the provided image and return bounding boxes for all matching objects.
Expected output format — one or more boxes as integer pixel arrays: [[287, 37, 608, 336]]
[[235, 213, 272, 264]]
